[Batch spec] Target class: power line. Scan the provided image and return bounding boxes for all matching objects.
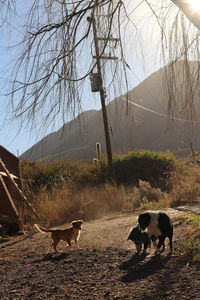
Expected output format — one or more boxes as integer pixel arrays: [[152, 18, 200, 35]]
[[120, 96, 200, 123]]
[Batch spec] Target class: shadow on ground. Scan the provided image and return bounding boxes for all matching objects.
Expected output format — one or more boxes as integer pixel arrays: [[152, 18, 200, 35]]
[[120, 252, 172, 282], [32, 252, 72, 263], [0, 232, 36, 248]]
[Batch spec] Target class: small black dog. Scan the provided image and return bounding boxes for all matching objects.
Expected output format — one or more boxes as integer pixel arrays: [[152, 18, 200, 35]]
[[127, 225, 151, 254]]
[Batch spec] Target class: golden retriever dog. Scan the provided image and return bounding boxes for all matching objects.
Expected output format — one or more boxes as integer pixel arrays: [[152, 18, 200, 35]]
[[34, 220, 83, 253]]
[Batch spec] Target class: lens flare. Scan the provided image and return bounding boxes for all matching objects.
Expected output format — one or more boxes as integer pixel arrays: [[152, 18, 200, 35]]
[[189, 0, 200, 11]]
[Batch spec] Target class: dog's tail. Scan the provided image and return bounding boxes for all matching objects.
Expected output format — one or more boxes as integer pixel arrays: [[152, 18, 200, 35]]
[[34, 224, 53, 234]]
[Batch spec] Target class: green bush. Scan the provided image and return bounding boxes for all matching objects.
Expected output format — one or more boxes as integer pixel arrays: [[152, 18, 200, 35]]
[[127, 180, 168, 210], [22, 150, 177, 194], [178, 215, 200, 262], [22, 160, 78, 194], [74, 159, 110, 186], [183, 239, 200, 262], [113, 150, 176, 189]]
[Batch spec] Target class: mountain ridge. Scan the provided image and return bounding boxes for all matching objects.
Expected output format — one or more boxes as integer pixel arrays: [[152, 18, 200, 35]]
[[21, 63, 200, 161]]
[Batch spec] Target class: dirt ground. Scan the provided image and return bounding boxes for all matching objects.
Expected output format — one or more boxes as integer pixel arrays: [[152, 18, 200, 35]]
[[1, 207, 200, 300]]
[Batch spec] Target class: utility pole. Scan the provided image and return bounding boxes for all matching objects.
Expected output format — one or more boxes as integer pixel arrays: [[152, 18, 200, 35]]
[[88, 14, 119, 179]]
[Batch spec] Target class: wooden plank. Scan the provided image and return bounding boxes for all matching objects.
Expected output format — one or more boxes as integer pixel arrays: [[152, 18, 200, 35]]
[[0, 159, 40, 220], [0, 173, 19, 221]]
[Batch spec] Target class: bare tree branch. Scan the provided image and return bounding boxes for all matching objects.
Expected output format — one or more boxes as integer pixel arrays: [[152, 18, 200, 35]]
[[5, 0, 132, 132], [1, 0, 200, 133]]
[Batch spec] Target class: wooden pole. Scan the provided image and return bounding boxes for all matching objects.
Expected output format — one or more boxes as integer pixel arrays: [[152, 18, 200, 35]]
[[91, 15, 114, 178]]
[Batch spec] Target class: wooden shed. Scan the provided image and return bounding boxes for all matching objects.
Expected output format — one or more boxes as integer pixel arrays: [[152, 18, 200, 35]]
[[0, 146, 39, 232]]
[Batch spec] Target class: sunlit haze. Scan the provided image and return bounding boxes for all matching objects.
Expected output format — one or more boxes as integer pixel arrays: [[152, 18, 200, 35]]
[[189, 0, 200, 11]]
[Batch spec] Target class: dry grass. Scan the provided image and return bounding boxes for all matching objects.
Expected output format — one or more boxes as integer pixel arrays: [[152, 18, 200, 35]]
[[29, 180, 167, 226], [32, 184, 127, 225], [25, 162, 200, 226], [176, 214, 200, 262], [127, 180, 170, 211], [168, 164, 200, 207]]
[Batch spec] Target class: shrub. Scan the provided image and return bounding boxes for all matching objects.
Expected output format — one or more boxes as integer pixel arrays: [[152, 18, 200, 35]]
[[22, 150, 177, 191], [183, 239, 200, 262], [74, 158, 110, 186], [127, 180, 168, 210], [22, 160, 79, 194], [113, 150, 176, 189], [179, 215, 200, 262], [168, 164, 200, 207]]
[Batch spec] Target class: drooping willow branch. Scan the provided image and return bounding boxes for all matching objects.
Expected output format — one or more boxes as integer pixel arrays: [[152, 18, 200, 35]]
[[1, 0, 200, 132]]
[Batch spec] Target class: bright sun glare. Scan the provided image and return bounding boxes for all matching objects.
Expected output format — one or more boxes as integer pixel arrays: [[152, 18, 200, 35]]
[[189, 0, 200, 11]]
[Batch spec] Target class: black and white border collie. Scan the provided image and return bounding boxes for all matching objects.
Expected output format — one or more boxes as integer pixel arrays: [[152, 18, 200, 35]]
[[138, 211, 173, 254]]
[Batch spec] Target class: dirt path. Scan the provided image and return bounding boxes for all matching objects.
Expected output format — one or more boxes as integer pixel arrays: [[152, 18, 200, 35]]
[[0, 207, 200, 299]]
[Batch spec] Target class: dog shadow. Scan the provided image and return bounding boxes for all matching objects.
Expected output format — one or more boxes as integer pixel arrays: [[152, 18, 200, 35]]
[[120, 252, 172, 283], [0, 232, 36, 248], [32, 252, 70, 263], [119, 252, 148, 270]]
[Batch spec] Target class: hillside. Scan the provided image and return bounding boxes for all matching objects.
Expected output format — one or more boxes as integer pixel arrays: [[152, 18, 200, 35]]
[[21, 62, 200, 161]]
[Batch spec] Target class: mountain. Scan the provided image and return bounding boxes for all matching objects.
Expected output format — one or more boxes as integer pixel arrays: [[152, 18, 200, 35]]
[[21, 62, 200, 161]]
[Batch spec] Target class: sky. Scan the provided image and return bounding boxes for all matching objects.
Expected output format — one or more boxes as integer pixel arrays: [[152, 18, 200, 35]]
[[0, 0, 197, 157]]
